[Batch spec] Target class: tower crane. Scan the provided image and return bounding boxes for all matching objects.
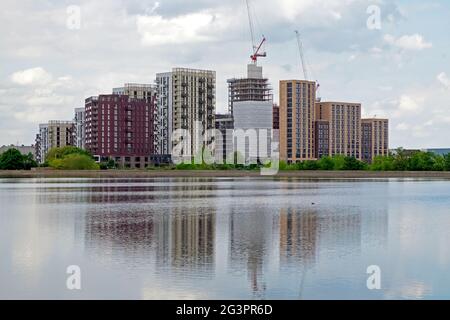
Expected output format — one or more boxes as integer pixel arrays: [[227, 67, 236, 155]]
[[295, 30, 321, 95], [245, 0, 266, 64], [295, 30, 308, 80]]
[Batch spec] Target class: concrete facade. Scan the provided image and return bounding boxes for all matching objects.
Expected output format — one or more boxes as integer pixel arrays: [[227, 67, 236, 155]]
[[36, 121, 75, 163], [156, 68, 216, 161], [74, 107, 85, 150]]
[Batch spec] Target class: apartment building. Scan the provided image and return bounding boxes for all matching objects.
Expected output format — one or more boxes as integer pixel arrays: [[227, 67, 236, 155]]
[[314, 120, 330, 159], [113, 83, 157, 101], [361, 118, 389, 163], [273, 104, 279, 130], [74, 107, 85, 150], [214, 114, 234, 163], [279, 80, 317, 162], [36, 121, 75, 163], [84, 93, 157, 168], [315, 102, 362, 159], [156, 68, 216, 160]]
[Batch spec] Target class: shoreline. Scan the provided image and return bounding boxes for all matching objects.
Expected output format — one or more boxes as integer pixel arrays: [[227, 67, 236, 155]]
[[1, 169, 450, 179]]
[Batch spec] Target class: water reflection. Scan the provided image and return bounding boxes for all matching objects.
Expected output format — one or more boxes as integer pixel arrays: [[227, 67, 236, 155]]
[[1, 178, 449, 299]]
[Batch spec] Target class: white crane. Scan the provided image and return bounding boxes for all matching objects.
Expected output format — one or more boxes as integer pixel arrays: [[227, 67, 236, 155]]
[[295, 30, 309, 80], [295, 30, 321, 96]]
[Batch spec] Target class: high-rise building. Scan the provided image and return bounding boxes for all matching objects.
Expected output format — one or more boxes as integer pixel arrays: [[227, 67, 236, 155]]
[[36, 121, 75, 163], [85, 93, 157, 168], [314, 120, 330, 159], [315, 101, 362, 159], [74, 107, 85, 150], [273, 104, 279, 130], [279, 80, 316, 162], [230, 64, 273, 163], [361, 118, 389, 163], [113, 83, 157, 101], [214, 114, 234, 163], [156, 68, 216, 159]]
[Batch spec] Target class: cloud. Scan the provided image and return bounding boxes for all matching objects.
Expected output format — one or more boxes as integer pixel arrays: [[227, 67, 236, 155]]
[[10, 67, 53, 86], [136, 12, 216, 46], [384, 34, 432, 51], [437, 72, 450, 89], [398, 95, 422, 112]]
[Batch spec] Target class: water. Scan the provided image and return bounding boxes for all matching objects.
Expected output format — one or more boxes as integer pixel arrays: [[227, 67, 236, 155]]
[[0, 177, 449, 300]]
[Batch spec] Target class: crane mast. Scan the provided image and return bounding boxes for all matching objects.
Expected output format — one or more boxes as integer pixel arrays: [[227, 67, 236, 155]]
[[295, 30, 309, 80], [245, 0, 266, 64]]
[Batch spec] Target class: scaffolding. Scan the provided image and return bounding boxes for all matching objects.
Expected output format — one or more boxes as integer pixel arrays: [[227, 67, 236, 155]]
[[227, 77, 272, 115]]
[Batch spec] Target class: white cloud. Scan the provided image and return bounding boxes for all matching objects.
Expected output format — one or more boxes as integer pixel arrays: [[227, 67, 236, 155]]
[[136, 12, 216, 46], [10, 67, 53, 86], [396, 123, 410, 131], [384, 34, 432, 51], [437, 72, 450, 89], [398, 95, 422, 112]]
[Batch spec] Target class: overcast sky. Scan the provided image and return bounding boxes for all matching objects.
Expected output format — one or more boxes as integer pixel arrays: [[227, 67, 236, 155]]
[[0, 0, 449, 148]]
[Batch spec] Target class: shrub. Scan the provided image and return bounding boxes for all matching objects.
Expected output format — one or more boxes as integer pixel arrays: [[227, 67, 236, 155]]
[[49, 154, 99, 170]]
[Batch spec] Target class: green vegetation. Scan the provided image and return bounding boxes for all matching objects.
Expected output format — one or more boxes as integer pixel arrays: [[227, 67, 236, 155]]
[[171, 149, 450, 172], [369, 149, 449, 171], [0, 148, 38, 170], [46, 146, 99, 170]]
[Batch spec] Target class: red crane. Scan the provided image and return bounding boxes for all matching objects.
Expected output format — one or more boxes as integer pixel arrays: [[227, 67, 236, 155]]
[[246, 0, 266, 64]]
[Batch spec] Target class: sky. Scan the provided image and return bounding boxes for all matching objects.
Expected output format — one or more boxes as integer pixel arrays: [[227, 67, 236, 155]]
[[0, 0, 449, 149]]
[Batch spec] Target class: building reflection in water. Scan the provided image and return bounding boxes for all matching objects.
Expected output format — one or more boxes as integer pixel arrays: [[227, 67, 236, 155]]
[[228, 206, 274, 299], [279, 209, 318, 268], [83, 179, 216, 278], [278, 202, 388, 297]]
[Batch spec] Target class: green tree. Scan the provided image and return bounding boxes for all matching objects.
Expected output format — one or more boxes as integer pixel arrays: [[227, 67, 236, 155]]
[[49, 154, 99, 170], [46, 146, 92, 162], [342, 156, 367, 171], [445, 154, 450, 171], [0, 148, 25, 170], [22, 152, 38, 170], [317, 157, 335, 170], [370, 156, 395, 171]]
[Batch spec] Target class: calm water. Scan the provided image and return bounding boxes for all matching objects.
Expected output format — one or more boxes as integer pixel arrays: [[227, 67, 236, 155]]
[[0, 177, 450, 300]]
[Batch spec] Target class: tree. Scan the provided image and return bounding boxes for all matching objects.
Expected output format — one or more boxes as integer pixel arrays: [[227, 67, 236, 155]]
[[46, 146, 92, 162], [342, 156, 367, 171], [22, 152, 38, 170], [0, 149, 26, 170], [49, 154, 99, 170], [445, 154, 450, 171], [317, 157, 335, 170]]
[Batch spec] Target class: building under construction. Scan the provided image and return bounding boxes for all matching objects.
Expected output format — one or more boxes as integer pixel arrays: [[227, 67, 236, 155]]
[[227, 64, 273, 115]]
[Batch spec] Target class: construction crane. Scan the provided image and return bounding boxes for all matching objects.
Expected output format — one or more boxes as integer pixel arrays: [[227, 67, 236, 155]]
[[245, 0, 266, 64], [295, 30, 308, 80], [295, 30, 321, 95]]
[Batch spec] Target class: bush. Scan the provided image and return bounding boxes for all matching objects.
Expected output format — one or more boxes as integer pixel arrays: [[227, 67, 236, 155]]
[[0, 149, 38, 170], [317, 157, 335, 170], [49, 154, 99, 170], [342, 156, 367, 171], [46, 146, 92, 162]]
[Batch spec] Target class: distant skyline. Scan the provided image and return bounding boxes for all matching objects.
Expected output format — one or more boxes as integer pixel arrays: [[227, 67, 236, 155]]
[[0, 0, 449, 148]]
